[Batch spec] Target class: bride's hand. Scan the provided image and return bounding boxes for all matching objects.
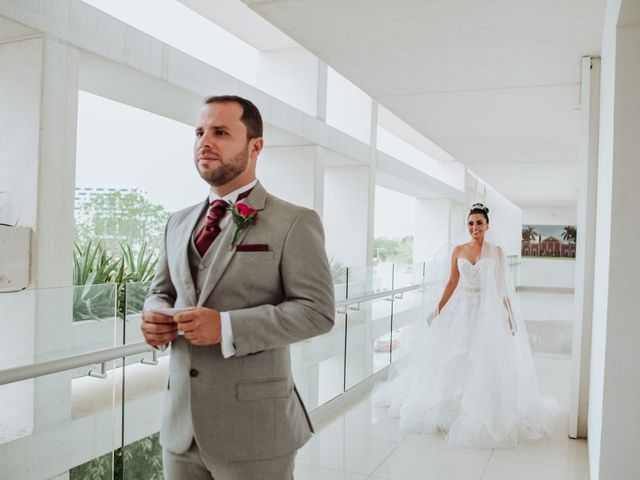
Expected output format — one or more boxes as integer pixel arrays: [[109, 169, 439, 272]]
[[502, 298, 517, 336], [507, 312, 517, 336], [426, 309, 438, 326]]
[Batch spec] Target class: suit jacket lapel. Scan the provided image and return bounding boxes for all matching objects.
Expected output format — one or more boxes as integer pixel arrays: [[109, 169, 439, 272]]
[[179, 200, 207, 307], [196, 181, 268, 306]]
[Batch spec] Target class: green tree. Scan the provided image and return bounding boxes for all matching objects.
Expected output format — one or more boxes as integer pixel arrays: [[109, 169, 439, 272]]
[[562, 225, 577, 244], [373, 236, 413, 264], [522, 225, 539, 243], [75, 191, 170, 256]]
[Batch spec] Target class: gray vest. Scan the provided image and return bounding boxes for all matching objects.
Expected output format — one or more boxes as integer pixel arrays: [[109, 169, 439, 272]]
[[188, 210, 230, 298], [175, 214, 230, 445]]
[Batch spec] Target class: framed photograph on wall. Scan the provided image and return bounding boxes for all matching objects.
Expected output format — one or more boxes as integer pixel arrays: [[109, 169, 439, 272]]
[[521, 224, 577, 258]]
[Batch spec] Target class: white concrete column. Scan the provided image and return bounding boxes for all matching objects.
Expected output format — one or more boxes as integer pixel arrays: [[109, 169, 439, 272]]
[[257, 145, 325, 215], [366, 101, 378, 264], [449, 201, 467, 245], [323, 166, 370, 267], [569, 56, 600, 440], [0, 35, 80, 435], [413, 199, 451, 262], [322, 98, 376, 268], [316, 61, 328, 122], [0, 35, 78, 289], [256, 46, 319, 116], [589, 1, 640, 478]]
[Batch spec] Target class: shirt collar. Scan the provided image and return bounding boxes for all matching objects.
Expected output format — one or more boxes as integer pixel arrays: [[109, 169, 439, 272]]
[[208, 179, 258, 204]]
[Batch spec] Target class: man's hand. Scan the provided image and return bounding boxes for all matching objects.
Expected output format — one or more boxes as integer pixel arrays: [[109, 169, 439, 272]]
[[174, 307, 221, 346], [141, 311, 179, 346]]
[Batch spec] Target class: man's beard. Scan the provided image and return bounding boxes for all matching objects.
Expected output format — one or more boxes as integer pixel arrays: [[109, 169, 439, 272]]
[[196, 146, 249, 186]]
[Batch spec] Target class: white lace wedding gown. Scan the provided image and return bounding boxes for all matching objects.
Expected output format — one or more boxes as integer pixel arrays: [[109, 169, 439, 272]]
[[373, 254, 559, 448]]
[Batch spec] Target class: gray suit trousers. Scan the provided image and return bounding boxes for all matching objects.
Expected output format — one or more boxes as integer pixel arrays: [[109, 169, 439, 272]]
[[163, 440, 295, 480]]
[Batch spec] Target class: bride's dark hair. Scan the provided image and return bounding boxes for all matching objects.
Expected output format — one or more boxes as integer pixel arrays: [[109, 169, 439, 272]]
[[469, 203, 490, 223]]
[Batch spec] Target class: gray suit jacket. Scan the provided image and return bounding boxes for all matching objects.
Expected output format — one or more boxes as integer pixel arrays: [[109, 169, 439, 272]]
[[144, 181, 335, 462]]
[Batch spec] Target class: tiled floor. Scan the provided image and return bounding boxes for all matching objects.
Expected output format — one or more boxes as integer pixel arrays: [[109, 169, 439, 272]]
[[295, 353, 587, 479]]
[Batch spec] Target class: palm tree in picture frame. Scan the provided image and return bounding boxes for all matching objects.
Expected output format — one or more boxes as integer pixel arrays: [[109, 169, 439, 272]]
[[562, 225, 577, 244]]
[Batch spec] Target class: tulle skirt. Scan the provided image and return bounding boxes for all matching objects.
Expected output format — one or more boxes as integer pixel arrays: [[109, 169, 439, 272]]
[[372, 288, 559, 448]]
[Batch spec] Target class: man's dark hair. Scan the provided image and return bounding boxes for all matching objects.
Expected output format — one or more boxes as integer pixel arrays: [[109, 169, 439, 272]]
[[204, 95, 263, 140]]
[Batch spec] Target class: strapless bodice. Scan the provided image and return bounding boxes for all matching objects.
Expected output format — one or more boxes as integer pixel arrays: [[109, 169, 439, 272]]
[[457, 257, 494, 294]]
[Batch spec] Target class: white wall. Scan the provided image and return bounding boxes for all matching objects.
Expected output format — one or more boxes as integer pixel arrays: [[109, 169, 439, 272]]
[[483, 182, 522, 256], [326, 67, 372, 144], [0, 38, 42, 235], [588, 2, 617, 476], [520, 208, 577, 289], [589, 1, 640, 478], [522, 208, 577, 226], [257, 46, 319, 116], [377, 126, 466, 191], [323, 166, 370, 267], [258, 145, 324, 212], [519, 258, 575, 289], [413, 199, 450, 262]]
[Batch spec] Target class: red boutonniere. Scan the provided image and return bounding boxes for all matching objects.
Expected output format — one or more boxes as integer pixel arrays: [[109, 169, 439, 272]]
[[229, 202, 259, 250]]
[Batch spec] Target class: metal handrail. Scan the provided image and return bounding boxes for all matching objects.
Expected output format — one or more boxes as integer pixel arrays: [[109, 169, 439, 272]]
[[334, 283, 424, 308], [0, 342, 153, 386], [0, 282, 428, 387]]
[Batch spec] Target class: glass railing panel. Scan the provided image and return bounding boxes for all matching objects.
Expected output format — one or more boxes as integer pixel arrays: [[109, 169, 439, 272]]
[[344, 297, 393, 390], [0, 368, 119, 479], [291, 309, 346, 411], [120, 281, 167, 479], [119, 352, 166, 480], [0, 267, 429, 479], [69, 357, 122, 480], [507, 254, 521, 288], [390, 289, 427, 364], [0, 283, 120, 478], [0, 284, 117, 368], [122, 281, 152, 346], [332, 263, 348, 303], [121, 432, 163, 480], [346, 263, 394, 298], [374, 263, 394, 293], [393, 262, 425, 289], [344, 265, 372, 298]]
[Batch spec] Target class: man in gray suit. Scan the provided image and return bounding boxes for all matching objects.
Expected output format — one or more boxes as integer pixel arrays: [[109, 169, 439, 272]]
[[141, 95, 335, 480]]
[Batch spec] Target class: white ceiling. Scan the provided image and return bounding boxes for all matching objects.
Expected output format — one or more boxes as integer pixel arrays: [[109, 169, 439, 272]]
[[240, 0, 606, 208]]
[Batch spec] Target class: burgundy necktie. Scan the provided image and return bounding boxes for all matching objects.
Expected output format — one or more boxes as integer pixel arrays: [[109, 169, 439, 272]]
[[194, 188, 253, 256], [194, 199, 229, 256]]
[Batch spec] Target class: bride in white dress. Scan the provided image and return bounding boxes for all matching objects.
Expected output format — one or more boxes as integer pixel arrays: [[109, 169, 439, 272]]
[[373, 203, 559, 448]]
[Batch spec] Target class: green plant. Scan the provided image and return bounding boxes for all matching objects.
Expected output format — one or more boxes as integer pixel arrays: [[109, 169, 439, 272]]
[[72, 240, 158, 321], [72, 241, 120, 321], [70, 433, 163, 480], [73, 240, 122, 286], [117, 242, 158, 318], [329, 257, 347, 283]]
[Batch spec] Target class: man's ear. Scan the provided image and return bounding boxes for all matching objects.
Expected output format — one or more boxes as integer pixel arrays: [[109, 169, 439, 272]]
[[249, 137, 264, 158]]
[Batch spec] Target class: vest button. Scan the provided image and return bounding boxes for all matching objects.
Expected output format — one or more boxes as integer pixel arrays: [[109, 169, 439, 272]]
[[189, 368, 198, 378], [199, 263, 206, 271]]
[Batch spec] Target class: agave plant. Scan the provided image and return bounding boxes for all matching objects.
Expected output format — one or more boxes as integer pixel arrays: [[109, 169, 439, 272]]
[[72, 241, 120, 321], [117, 242, 158, 318], [329, 257, 347, 283], [73, 240, 158, 321]]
